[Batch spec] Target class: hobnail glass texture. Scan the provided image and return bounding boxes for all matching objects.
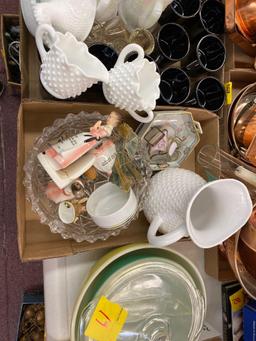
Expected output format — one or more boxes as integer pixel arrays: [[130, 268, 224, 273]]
[[24, 111, 150, 242]]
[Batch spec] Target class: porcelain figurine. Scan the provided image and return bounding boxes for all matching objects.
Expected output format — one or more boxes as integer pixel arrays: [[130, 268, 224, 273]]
[[39, 111, 120, 171], [36, 24, 109, 99], [34, 0, 97, 41], [37, 111, 120, 188], [103, 44, 160, 123], [118, 0, 170, 31]]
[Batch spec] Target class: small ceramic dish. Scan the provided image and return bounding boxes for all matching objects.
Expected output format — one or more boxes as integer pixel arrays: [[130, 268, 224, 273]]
[[138, 111, 201, 171], [24, 112, 150, 242]]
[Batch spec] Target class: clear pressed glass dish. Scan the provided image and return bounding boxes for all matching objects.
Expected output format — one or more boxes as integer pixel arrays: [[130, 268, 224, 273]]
[[24, 111, 151, 242], [77, 258, 205, 341]]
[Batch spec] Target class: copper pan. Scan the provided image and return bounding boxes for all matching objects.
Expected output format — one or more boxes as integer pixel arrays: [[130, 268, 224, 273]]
[[226, 0, 256, 56], [240, 208, 256, 278], [224, 218, 256, 299], [228, 82, 256, 165], [236, 0, 256, 44]]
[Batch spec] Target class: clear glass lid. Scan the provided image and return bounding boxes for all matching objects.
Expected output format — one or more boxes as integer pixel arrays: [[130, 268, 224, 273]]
[[78, 257, 205, 341]]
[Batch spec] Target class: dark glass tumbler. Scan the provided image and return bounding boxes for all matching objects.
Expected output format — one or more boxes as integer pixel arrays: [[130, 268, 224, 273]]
[[150, 23, 190, 68], [183, 34, 226, 76], [184, 77, 226, 112], [160, 68, 190, 105]]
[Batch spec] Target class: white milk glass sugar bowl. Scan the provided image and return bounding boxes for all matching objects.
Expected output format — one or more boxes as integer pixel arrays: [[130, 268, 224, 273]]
[[103, 43, 160, 123], [36, 24, 109, 99]]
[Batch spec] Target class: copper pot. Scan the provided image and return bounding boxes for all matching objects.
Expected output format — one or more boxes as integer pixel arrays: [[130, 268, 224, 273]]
[[239, 208, 256, 278], [223, 207, 256, 299], [226, 0, 256, 56], [234, 103, 256, 148], [228, 82, 256, 166], [236, 0, 256, 44], [224, 228, 256, 300]]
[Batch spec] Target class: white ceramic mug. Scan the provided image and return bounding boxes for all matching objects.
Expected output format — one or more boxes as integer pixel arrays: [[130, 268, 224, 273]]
[[87, 182, 138, 229], [103, 43, 160, 123], [145, 168, 253, 248], [36, 24, 109, 99]]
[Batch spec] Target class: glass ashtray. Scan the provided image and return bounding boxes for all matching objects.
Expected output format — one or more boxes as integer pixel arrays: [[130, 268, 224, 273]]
[[138, 111, 201, 171], [24, 111, 151, 243]]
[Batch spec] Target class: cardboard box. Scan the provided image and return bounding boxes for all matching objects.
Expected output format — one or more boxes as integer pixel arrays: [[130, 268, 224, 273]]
[[18, 12, 220, 262], [199, 322, 222, 341], [1, 14, 20, 87], [20, 14, 113, 102], [204, 37, 256, 283], [17, 101, 219, 261], [20, 13, 225, 117], [204, 246, 236, 282], [222, 36, 256, 151]]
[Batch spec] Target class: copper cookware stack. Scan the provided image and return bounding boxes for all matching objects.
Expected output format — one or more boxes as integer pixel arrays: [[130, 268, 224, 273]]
[[224, 208, 256, 300], [226, 0, 256, 56], [228, 82, 256, 166]]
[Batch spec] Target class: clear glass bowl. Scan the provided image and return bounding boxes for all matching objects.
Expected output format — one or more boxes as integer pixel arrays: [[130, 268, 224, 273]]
[[24, 111, 151, 242], [78, 257, 205, 341]]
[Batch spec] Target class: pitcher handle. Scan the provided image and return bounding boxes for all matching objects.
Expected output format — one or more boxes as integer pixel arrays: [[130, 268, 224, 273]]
[[147, 215, 188, 247], [128, 109, 154, 123], [116, 43, 145, 67], [36, 24, 57, 60]]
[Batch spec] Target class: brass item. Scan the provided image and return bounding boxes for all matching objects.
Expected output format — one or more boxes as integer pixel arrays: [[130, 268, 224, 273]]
[[83, 166, 97, 180]]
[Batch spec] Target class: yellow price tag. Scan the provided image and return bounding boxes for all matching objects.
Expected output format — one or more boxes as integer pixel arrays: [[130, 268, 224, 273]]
[[224, 82, 233, 105], [229, 288, 245, 313], [84, 296, 128, 341]]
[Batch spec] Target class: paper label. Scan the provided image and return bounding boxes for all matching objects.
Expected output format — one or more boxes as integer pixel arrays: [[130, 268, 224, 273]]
[[229, 288, 245, 313], [84, 296, 128, 341], [224, 82, 232, 105]]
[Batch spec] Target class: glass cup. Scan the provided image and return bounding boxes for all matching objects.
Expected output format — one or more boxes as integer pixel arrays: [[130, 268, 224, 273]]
[[159, 68, 190, 105], [197, 144, 256, 202], [159, 0, 200, 24], [184, 77, 225, 112], [88, 43, 118, 70], [183, 34, 226, 76], [150, 23, 190, 67]]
